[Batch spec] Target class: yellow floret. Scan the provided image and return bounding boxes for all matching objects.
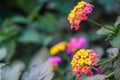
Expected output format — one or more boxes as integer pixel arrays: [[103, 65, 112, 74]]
[[69, 13, 75, 18], [73, 54, 78, 59], [78, 1, 86, 7], [81, 51, 88, 58], [78, 58, 84, 65], [84, 58, 91, 65], [74, 5, 80, 9], [75, 50, 82, 56], [71, 10, 75, 13], [79, 49, 85, 52], [71, 59, 76, 65], [68, 12, 75, 22]]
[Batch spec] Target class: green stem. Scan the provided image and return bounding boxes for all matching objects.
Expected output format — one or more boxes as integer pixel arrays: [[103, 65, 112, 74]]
[[106, 72, 114, 78], [87, 19, 115, 32], [98, 51, 120, 66], [97, 56, 116, 66], [87, 19, 103, 27], [91, 66, 96, 70]]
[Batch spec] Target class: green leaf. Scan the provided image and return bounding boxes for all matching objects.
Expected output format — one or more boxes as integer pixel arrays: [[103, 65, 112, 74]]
[[38, 12, 58, 33], [97, 25, 115, 35], [5, 40, 16, 62], [11, 15, 27, 23], [17, 0, 40, 13], [109, 34, 120, 48], [18, 30, 52, 46], [18, 30, 40, 43], [116, 24, 120, 33], [0, 25, 20, 42]]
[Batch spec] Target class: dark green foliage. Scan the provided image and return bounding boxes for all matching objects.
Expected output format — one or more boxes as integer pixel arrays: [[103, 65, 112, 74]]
[[97, 24, 120, 48]]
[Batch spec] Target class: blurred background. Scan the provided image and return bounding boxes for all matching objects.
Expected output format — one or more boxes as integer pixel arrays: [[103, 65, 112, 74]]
[[0, 0, 120, 80]]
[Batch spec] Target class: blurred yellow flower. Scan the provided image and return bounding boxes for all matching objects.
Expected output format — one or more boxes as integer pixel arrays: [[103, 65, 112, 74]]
[[50, 41, 67, 55]]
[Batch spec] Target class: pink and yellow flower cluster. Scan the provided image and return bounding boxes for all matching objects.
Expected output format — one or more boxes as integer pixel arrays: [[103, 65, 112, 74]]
[[71, 49, 99, 78], [68, 1, 94, 30]]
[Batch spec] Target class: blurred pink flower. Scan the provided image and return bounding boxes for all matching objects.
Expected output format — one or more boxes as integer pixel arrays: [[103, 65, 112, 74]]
[[66, 37, 87, 56], [96, 67, 101, 74], [86, 70, 94, 76], [48, 56, 61, 66]]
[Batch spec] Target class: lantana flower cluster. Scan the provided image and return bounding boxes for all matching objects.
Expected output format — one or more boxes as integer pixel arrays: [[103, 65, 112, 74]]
[[68, 1, 94, 30], [71, 49, 99, 78], [66, 37, 86, 56]]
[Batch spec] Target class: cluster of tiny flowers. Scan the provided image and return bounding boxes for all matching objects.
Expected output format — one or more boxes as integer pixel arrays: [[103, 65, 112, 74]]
[[50, 41, 67, 55], [48, 56, 61, 70], [68, 1, 94, 30], [71, 49, 99, 78], [66, 37, 86, 56]]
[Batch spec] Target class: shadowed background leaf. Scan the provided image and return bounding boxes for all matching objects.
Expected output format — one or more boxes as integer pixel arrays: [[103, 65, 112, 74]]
[[1, 61, 25, 80], [83, 74, 106, 80], [22, 48, 54, 80], [107, 47, 119, 58], [0, 47, 7, 60], [114, 53, 120, 80]]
